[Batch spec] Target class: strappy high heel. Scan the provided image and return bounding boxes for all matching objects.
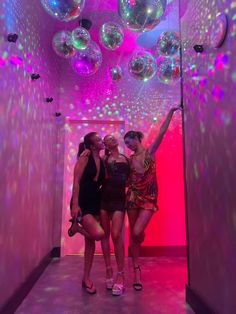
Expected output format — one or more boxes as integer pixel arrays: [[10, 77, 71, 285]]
[[105, 266, 114, 290], [68, 216, 83, 237], [133, 266, 143, 291], [112, 271, 125, 296]]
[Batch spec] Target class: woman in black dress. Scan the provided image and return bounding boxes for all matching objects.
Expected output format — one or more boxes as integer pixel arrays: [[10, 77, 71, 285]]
[[100, 134, 129, 296], [70, 132, 105, 294]]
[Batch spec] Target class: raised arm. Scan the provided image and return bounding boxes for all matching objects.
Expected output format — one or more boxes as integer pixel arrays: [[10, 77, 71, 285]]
[[71, 156, 88, 218], [148, 106, 182, 155]]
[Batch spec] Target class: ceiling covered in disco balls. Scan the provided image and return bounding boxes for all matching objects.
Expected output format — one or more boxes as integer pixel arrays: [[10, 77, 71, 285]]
[[39, 0, 181, 102]]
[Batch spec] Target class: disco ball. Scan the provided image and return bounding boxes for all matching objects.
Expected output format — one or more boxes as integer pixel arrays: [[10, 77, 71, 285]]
[[71, 41, 102, 76], [71, 27, 90, 50], [40, 0, 85, 22], [118, 0, 167, 32], [156, 56, 180, 84], [129, 51, 157, 81], [110, 66, 123, 81], [156, 31, 180, 56], [100, 23, 124, 50], [52, 31, 76, 58]]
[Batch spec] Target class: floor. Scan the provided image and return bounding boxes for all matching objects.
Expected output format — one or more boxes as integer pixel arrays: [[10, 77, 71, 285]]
[[16, 256, 194, 314]]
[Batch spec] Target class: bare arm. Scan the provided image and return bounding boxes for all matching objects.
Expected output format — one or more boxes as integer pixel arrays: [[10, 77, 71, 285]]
[[71, 156, 88, 218], [148, 106, 182, 155]]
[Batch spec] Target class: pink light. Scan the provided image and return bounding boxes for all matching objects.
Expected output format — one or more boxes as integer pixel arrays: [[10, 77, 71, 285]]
[[0, 57, 6, 67], [212, 85, 224, 102], [9, 55, 23, 66], [214, 53, 229, 70]]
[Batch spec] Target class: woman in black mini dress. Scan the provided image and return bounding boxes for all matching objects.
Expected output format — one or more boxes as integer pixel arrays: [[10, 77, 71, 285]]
[[100, 134, 129, 296], [70, 132, 105, 294]]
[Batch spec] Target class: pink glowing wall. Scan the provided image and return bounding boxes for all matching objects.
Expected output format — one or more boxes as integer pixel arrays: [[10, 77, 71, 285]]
[[181, 0, 236, 312], [57, 0, 186, 251], [0, 0, 59, 308]]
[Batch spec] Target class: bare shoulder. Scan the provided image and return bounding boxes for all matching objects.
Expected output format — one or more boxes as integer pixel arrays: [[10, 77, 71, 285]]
[[74, 156, 88, 172]]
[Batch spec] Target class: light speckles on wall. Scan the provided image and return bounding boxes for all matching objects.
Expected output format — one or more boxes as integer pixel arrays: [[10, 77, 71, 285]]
[[181, 0, 236, 312], [0, 0, 60, 308]]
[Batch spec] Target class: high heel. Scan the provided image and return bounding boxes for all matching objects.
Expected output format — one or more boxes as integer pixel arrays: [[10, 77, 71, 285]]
[[112, 271, 125, 296], [105, 266, 114, 290], [82, 280, 97, 294], [133, 266, 143, 291], [106, 277, 114, 290], [68, 216, 83, 237]]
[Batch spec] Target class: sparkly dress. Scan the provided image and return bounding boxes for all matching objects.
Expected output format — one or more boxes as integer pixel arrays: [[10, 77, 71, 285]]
[[126, 149, 158, 212], [101, 155, 130, 212]]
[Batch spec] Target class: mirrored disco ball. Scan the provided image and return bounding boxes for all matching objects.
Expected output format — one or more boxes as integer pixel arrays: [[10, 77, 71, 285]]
[[99, 23, 124, 50], [156, 56, 180, 84], [72, 27, 90, 50], [156, 31, 180, 56], [118, 0, 167, 32], [40, 0, 85, 22], [129, 51, 157, 81], [110, 66, 123, 81], [52, 31, 76, 58], [71, 41, 102, 76]]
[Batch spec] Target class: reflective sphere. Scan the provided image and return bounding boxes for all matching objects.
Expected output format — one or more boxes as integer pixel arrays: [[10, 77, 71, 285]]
[[71, 41, 102, 76], [118, 0, 167, 32], [100, 23, 124, 50], [40, 0, 85, 22], [129, 51, 157, 81], [72, 27, 90, 50], [52, 31, 76, 58], [110, 66, 123, 81], [156, 56, 180, 84], [156, 31, 180, 56]]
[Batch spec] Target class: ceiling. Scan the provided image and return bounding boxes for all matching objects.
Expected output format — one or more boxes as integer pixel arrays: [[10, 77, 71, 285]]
[[56, 0, 181, 52]]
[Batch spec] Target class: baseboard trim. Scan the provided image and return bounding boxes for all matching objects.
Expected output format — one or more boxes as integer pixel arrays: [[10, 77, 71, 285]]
[[186, 284, 217, 314], [51, 246, 61, 258], [128, 245, 187, 257], [0, 247, 60, 314]]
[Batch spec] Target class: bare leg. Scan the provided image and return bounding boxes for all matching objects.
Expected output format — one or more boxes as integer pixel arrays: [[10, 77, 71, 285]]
[[70, 220, 93, 239], [128, 209, 140, 269], [111, 211, 125, 285], [100, 210, 113, 279], [82, 214, 105, 241], [83, 237, 96, 287], [81, 214, 105, 293], [128, 209, 153, 288]]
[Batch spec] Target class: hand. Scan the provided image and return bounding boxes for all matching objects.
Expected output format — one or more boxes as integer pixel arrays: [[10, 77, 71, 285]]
[[80, 149, 91, 157], [171, 105, 183, 112]]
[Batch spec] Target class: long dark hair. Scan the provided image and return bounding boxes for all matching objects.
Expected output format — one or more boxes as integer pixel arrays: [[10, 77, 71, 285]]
[[77, 132, 97, 157], [124, 131, 144, 142]]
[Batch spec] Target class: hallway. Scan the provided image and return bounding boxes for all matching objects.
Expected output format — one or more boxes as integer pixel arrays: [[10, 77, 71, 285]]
[[16, 256, 193, 314]]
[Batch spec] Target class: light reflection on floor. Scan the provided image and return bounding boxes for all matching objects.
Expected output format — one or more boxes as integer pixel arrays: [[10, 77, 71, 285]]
[[16, 256, 194, 314]]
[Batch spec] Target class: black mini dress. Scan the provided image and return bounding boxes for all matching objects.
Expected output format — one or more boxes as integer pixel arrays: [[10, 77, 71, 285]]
[[101, 155, 129, 212], [70, 155, 105, 217]]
